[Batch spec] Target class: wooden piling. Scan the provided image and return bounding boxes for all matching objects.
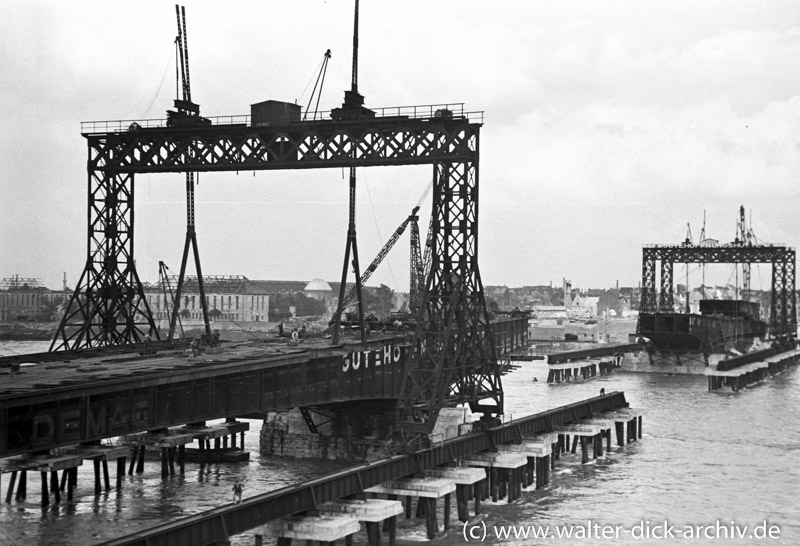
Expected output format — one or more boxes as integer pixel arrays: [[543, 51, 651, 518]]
[[580, 437, 589, 464], [136, 445, 145, 473], [17, 470, 26, 501], [103, 459, 110, 490], [387, 515, 397, 546], [6, 471, 17, 503], [178, 445, 186, 474], [66, 468, 75, 501], [128, 446, 137, 475], [443, 492, 451, 530], [94, 459, 102, 494], [161, 448, 169, 479], [117, 457, 125, 489], [365, 521, 381, 546], [415, 497, 425, 518], [41, 472, 49, 507], [425, 498, 438, 539], [455, 484, 469, 522], [474, 479, 482, 515], [50, 470, 60, 503]]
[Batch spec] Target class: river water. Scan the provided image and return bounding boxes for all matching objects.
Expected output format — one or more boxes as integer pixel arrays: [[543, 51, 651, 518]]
[[1, 340, 798, 545]]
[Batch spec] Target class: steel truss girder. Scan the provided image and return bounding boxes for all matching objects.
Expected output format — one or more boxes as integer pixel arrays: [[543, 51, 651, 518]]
[[85, 119, 477, 173], [397, 157, 503, 435], [638, 244, 797, 340], [51, 171, 157, 350]]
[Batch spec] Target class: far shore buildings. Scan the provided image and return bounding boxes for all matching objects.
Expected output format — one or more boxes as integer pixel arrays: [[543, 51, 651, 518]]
[[0, 276, 70, 322], [144, 276, 274, 324], [1, 272, 782, 330], [141, 276, 407, 330]]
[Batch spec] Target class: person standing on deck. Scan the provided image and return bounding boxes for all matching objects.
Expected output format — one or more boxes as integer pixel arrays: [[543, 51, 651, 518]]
[[232, 480, 243, 504]]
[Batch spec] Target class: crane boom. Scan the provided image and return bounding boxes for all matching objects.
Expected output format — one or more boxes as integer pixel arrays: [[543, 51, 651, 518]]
[[337, 206, 420, 312]]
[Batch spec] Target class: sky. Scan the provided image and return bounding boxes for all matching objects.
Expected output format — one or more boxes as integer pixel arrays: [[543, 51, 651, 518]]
[[1, 0, 799, 296]]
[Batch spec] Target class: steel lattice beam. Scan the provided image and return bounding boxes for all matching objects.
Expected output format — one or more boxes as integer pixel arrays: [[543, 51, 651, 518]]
[[84, 118, 479, 173], [637, 244, 797, 340]]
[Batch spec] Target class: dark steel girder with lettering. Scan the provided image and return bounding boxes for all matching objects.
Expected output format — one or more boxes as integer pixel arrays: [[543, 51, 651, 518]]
[[3, 318, 526, 458], [638, 244, 797, 340]]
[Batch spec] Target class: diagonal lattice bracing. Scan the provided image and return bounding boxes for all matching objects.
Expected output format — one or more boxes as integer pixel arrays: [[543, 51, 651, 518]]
[[51, 171, 157, 350], [396, 156, 503, 437], [85, 120, 477, 173]]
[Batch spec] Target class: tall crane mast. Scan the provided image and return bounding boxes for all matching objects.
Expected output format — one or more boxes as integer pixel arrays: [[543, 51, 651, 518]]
[[168, 5, 211, 341], [736, 205, 754, 301], [331, 0, 374, 344]]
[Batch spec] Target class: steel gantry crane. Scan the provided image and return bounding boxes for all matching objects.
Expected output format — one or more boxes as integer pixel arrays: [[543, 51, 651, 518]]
[[52, 1, 504, 438]]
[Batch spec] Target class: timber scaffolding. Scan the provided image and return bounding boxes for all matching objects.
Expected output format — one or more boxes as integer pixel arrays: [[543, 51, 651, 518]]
[[545, 343, 644, 384], [706, 343, 800, 392], [99, 391, 641, 546]]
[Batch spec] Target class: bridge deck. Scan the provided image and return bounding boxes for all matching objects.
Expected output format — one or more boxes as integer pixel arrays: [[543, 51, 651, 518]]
[[0, 317, 529, 458], [0, 335, 411, 458]]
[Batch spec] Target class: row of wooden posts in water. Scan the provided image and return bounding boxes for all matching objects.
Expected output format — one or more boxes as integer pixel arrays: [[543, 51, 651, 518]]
[[546, 356, 622, 384], [0, 420, 248, 507]]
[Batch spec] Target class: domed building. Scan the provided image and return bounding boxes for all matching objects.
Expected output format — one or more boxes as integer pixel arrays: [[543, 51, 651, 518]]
[[304, 278, 333, 299], [304, 278, 336, 317]]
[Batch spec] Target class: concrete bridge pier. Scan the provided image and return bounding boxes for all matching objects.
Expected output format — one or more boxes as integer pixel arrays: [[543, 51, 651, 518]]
[[317, 498, 404, 546], [598, 409, 643, 446], [555, 425, 605, 464], [425, 466, 486, 521], [365, 477, 456, 539], [498, 437, 553, 492], [461, 452, 527, 503], [267, 515, 360, 546]]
